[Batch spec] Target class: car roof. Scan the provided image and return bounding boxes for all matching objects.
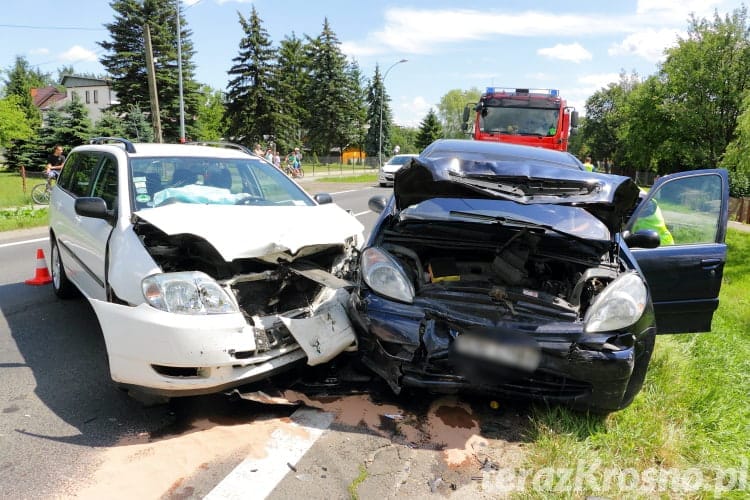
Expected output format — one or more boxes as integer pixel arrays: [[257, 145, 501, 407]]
[[420, 139, 584, 170], [72, 142, 255, 160]]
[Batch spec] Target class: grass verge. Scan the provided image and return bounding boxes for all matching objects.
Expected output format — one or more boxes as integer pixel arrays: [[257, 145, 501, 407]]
[[517, 229, 749, 497], [314, 173, 378, 183], [0, 170, 39, 207], [0, 206, 49, 231]]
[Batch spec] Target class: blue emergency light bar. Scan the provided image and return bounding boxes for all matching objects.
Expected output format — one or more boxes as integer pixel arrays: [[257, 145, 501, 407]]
[[485, 87, 560, 97]]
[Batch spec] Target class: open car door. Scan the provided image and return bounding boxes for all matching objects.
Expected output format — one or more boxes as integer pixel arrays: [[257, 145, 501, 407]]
[[626, 169, 729, 334]]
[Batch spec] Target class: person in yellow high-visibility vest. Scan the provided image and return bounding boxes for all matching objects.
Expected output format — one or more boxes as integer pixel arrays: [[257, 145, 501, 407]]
[[582, 156, 595, 172], [632, 197, 675, 246]]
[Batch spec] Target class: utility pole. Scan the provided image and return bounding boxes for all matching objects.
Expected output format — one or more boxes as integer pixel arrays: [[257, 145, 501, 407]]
[[176, 0, 185, 143], [144, 24, 163, 143]]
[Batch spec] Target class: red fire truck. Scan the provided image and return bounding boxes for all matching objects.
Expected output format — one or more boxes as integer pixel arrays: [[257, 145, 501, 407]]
[[463, 87, 579, 151]]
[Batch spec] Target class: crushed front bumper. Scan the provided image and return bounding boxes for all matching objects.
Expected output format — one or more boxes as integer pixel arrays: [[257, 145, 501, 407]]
[[349, 291, 651, 411], [90, 292, 356, 397]]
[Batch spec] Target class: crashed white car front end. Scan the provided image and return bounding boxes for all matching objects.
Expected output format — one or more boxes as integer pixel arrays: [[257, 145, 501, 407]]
[[92, 203, 363, 396]]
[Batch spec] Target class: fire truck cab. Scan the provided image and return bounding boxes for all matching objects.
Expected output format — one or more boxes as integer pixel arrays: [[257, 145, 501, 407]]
[[463, 87, 579, 151]]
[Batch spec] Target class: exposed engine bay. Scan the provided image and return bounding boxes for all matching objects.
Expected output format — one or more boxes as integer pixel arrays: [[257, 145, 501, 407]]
[[133, 220, 359, 358], [377, 222, 620, 322]]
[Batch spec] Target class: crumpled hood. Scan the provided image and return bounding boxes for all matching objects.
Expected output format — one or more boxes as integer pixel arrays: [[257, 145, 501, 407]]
[[133, 203, 364, 261], [394, 156, 641, 233]]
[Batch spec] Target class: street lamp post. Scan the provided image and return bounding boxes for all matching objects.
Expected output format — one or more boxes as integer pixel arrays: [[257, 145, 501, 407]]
[[379, 59, 407, 167]]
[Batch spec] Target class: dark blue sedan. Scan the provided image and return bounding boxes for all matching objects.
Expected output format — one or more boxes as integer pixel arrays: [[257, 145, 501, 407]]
[[348, 140, 729, 413]]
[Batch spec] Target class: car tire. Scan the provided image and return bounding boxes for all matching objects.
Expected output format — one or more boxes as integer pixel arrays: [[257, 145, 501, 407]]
[[51, 238, 78, 299], [379, 183, 386, 187]]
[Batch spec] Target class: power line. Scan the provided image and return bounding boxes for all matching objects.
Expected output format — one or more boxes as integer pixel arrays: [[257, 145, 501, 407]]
[[0, 23, 105, 31]]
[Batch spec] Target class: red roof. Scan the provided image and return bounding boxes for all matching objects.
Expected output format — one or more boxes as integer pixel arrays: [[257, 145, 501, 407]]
[[31, 86, 66, 109]]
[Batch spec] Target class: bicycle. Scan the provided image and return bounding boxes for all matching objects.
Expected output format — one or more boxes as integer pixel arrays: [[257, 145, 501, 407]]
[[31, 174, 57, 205], [284, 164, 305, 178]]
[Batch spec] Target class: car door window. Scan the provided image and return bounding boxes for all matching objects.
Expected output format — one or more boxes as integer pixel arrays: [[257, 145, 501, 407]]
[[631, 174, 724, 245], [65, 152, 102, 197], [91, 156, 118, 209]]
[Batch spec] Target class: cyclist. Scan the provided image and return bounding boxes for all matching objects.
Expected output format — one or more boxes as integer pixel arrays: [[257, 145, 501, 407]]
[[45, 145, 66, 181], [286, 149, 301, 177]]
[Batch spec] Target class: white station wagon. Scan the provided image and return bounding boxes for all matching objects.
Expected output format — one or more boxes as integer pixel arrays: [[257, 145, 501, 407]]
[[48, 138, 363, 398]]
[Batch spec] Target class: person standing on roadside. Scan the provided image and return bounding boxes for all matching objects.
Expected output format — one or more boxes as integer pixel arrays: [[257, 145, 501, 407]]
[[253, 143, 264, 156], [582, 156, 595, 172], [273, 151, 281, 170], [265, 147, 274, 163], [45, 145, 66, 180]]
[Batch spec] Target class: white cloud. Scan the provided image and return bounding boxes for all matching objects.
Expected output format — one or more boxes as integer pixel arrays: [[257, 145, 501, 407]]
[[577, 73, 622, 89], [537, 43, 592, 63], [395, 95, 432, 127], [351, 8, 631, 55], [29, 48, 50, 56], [340, 41, 382, 58], [636, 0, 724, 17], [59, 45, 98, 63], [608, 28, 684, 62]]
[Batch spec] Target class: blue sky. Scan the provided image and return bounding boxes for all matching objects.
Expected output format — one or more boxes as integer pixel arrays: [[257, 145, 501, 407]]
[[0, 0, 745, 126]]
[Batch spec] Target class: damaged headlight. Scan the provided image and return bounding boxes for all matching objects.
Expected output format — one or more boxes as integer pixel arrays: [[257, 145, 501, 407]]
[[584, 272, 647, 332], [361, 247, 415, 303], [142, 271, 239, 315]]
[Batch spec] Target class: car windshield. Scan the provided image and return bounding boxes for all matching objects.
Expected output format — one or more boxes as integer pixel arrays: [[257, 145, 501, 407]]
[[130, 156, 314, 209], [387, 155, 415, 165]]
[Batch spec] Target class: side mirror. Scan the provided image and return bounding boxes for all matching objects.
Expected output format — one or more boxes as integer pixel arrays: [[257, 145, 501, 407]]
[[368, 195, 388, 214], [75, 197, 110, 220], [462, 105, 471, 123], [313, 193, 333, 205], [570, 110, 579, 129], [622, 229, 661, 249]]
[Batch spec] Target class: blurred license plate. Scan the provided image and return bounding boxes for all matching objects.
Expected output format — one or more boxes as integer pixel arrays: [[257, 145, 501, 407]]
[[454, 333, 541, 371]]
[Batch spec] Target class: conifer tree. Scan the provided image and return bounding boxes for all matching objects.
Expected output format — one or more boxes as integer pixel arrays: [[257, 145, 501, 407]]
[[364, 65, 391, 159], [303, 18, 354, 156], [416, 109, 443, 150], [275, 33, 310, 152], [225, 6, 282, 147], [99, 0, 201, 142]]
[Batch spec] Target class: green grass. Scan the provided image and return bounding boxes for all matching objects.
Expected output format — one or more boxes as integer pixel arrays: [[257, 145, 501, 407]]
[[0, 170, 39, 207], [0, 171, 49, 231], [314, 173, 378, 183], [0, 206, 49, 231], [347, 465, 368, 500], [518, 229, 750, 497]]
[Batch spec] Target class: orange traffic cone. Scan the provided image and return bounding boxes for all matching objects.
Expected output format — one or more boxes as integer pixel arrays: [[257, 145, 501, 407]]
[[25, 248, 53, 286]]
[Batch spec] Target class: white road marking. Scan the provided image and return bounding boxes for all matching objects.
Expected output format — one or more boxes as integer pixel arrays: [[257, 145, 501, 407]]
[[0, 237, 48, 249], [330, 187, 375, 195], [205, 408, 334, 500], [353, 210, 371, 217]]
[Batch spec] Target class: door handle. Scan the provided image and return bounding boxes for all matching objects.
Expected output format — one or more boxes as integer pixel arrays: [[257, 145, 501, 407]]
[[701, 258, 721, 270]]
